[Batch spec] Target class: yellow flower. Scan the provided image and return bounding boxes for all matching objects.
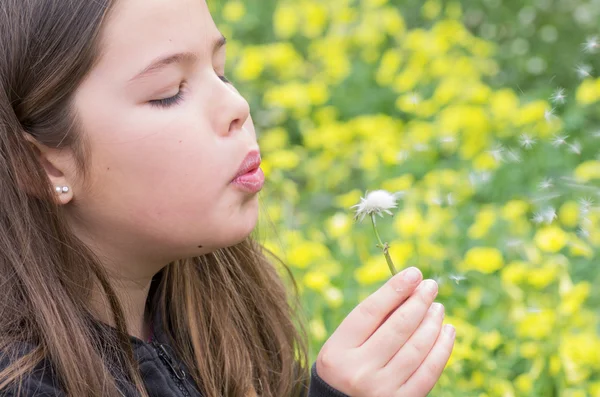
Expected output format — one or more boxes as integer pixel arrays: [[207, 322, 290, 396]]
[[574, 160, 600, 182], [394, 206, 424, 237], [323, 286, 344, 308], [309, 318, 327, 342], [515, 374, 534, 394], [303, 271, 330, 291], [517, 310, 556, 339], [501, 261, 528, 285], [222, 1, 246, 22], [534, 225, 568, 253], [559, 201, 580, 228], [527, 261, 559, 289], [462, 247, 504, 274], [273, 4, 299, 39], [502, 200, 529, 222]]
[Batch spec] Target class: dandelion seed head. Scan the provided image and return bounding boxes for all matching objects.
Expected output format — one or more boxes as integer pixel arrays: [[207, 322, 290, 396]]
[[351, 190, 402, 222]]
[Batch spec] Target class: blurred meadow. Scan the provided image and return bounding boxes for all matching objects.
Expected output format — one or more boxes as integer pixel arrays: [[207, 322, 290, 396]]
[[210, 0, 600, 395]]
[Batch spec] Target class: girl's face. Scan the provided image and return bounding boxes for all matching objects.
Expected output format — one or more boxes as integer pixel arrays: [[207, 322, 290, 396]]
[[67, 0, 261, 268]]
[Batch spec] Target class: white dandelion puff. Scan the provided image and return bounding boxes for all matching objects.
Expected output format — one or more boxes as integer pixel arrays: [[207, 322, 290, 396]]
[[519, 134, 537, 149], [351, 190, 402, 223], [551, 134, 569, 147], [575, 64, 593, 79], [583, 36, 600, 53], [550, 88, 567, 104]]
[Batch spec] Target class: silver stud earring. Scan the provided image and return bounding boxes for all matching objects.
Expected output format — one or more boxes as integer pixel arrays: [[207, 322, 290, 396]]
[[55, 186, 69, 194]]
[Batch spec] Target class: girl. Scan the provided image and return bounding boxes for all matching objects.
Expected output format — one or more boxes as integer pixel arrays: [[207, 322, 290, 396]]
[[0, 0, 455, 396]]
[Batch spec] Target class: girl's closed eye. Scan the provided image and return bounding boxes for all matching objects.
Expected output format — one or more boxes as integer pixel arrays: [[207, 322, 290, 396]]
[[148, 75, 231, 108]]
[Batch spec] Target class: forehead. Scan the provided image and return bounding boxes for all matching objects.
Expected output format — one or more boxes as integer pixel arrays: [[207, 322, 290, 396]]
[[96, 0, 220, 74]]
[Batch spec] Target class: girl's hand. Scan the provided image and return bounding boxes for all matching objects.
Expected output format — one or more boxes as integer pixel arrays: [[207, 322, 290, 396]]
[[315, 267, 455, 397]]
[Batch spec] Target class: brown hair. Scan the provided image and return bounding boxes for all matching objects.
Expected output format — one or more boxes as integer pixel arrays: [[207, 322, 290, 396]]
[[0, 1, 308, 396]]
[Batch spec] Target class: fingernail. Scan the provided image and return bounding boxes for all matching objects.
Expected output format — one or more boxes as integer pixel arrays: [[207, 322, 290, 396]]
[[429, 302, 444, 316], [444, 324, 455, 338], [423, 279, 438, 296], [403, 267, 421, 283]]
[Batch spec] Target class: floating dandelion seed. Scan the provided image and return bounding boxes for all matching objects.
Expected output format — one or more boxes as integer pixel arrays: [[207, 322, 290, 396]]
[[351, 190, 402, 275], [582, 36, 600, 53], [578, 226, 591, 239], [552, 134, 569, 147], [532, 207, 557, 224], [506, 149, 522, 163], [575, 64, 592, 79], [396, 150, 410, 162], [488, 144, 505, 162], [527, 307, 542, 314], [539, 177, 554, 190], [532, 212, 546, 224], [568, 141, 582, 155], [550, 88, 567, 104], [413, 143, 430, 152], [543, 207, 558, 223], [579, 197, 594, 214], [448, 274, 467, 285], [519, 134, 537, 149], [544, 108, 557, 123], [409, 92, 420, 105], [439, 136, 456, 144], [447, 193, 455, 206]]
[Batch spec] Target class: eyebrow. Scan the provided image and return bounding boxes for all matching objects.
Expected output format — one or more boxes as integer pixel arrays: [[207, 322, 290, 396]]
[[129, 35, 227, 82]]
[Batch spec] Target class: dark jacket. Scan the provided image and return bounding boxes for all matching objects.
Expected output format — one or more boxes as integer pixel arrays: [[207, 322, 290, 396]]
[[0, 305, 348, 397]]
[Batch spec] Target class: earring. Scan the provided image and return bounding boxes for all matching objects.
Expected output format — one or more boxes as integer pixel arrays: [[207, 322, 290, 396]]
[[55, 186, 69, 194]]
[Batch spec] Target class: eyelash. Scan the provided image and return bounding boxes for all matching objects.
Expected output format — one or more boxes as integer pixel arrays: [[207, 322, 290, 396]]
[[149, 75, 231, 108]]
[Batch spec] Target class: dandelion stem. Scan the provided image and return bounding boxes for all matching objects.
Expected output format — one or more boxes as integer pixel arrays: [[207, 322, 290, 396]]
[[370, 214, 397, 275]]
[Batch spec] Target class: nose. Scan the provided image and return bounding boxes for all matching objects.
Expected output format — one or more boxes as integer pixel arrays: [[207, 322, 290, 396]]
[[220, 82, 251, 137]]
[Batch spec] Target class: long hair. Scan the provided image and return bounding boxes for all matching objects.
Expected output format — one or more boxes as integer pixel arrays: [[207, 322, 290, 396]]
[[0, 1, 309, 395]]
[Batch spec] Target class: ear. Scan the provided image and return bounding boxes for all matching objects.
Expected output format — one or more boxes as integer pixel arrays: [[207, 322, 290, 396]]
[[22, 133, 75, 205]]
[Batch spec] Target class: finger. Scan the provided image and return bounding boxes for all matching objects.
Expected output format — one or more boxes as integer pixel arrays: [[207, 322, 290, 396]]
[[382, 302, 444, 386], [330, 267, 422, 349], [359, 279, 438, 368], [397, 324, 455, 397]]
